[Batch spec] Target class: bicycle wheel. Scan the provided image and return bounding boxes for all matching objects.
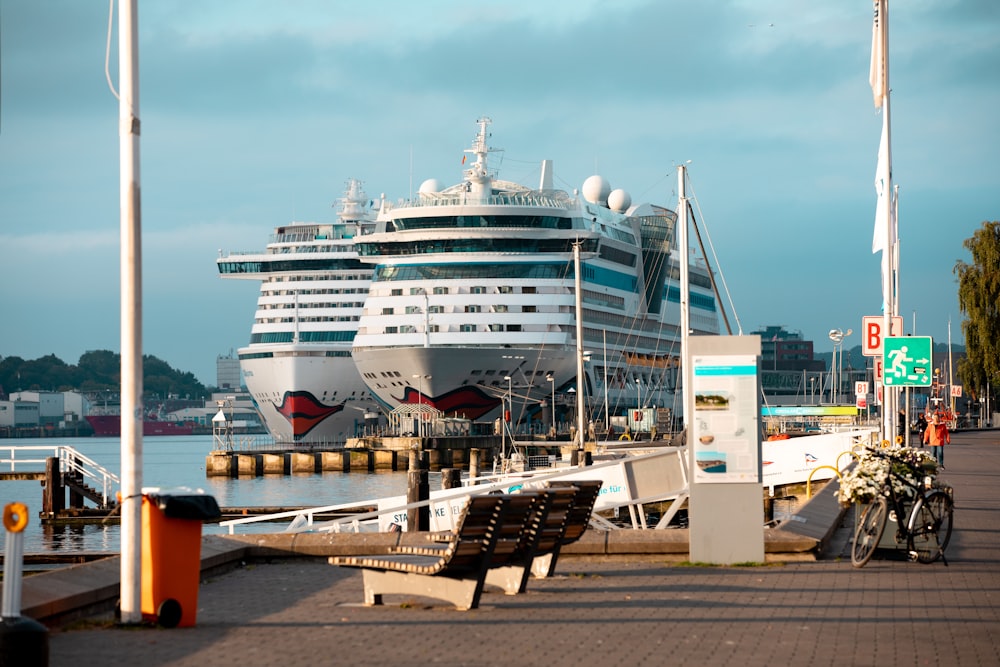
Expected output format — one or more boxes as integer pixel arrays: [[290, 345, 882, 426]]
[[852, 497, 888, 568], [907, 490, 954, 564]]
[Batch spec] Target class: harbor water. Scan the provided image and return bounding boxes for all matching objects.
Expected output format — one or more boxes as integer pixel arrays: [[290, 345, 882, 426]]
[[0, 435, 414, 554]]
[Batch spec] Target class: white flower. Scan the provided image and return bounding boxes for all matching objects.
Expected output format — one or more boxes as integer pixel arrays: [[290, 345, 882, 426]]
[[836, 446, 938, 507]]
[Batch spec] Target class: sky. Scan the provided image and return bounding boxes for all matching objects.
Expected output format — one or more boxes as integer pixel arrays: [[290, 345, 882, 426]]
[[1, 0, 998, 386]]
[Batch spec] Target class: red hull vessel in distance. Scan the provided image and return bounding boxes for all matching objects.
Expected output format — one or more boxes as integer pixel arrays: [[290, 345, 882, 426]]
[[85, 415, 194, 437]]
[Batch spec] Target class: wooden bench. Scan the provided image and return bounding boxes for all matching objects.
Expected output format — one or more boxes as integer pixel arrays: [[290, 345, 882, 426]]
[[483, 485, 578, 594], [328, 492, 546, 610], [530, 479, 603, 579], [403, 481, 602, 595]]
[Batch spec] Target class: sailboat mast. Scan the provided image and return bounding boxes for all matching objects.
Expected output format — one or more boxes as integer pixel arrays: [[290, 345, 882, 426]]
[[678, 165, 691, 433]]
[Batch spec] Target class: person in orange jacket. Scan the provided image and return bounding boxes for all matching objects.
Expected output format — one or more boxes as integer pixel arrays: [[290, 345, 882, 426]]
[[922, 413, 950, 468]]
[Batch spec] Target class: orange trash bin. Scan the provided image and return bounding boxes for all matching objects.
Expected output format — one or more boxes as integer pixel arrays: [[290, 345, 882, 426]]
[[140, 489, 221, 628]]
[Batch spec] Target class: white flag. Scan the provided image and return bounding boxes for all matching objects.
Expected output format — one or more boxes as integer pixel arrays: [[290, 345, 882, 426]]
[[872, 112, 890, 254], [870, 0, 887, 109], [873, 108, 895, 310]]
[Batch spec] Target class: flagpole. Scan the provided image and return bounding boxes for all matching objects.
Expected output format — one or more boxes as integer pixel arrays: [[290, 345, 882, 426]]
[[118, 0, 144, 625], [871, 0, 897, 444]]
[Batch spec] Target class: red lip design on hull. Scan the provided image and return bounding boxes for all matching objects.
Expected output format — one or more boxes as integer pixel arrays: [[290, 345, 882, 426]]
[[398, 386, 500, 420], [275, 391, 344, 439]]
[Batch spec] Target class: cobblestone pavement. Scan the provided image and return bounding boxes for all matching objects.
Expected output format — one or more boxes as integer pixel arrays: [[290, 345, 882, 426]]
[[48, 431, 1000, 667]]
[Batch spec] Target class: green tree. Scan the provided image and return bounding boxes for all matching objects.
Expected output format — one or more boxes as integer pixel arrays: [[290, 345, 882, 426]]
[[954, 220, 1000, 402]]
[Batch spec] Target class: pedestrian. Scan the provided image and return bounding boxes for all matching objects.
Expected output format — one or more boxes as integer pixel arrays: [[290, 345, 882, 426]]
[[915, 412, 928, 444], [896, 409, 907, 443], [922, 413, 950, 468]]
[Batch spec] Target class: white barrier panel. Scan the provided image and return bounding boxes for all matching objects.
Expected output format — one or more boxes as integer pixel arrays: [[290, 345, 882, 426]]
[[761, 429, 875, 489]]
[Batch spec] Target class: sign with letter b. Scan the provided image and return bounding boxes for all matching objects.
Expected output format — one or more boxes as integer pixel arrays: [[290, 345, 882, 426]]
[[862, 315, 903, 357]]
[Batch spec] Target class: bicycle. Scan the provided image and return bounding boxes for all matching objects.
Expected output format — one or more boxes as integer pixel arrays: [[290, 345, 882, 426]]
[[851, 447, 954, 568]]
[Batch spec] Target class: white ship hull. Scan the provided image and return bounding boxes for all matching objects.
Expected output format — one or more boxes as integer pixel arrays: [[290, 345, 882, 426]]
[[240, 343, 377, 444], [353, 343, 683, 424]]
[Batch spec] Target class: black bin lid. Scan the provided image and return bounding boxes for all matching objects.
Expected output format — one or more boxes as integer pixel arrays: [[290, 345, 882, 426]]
[[145, 489, 221, 520]]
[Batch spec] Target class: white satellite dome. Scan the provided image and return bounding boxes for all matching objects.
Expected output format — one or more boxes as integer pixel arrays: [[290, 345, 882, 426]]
[[418, 178, 444, 194], [607, 188, 632, 212], [581, 175, 611, 205]]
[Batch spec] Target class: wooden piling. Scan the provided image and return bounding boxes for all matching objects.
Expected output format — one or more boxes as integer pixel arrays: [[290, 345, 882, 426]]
[[407, 469, 429, 531], [469, 448, 480, 481], [441, 468, 461, 490], [44, 457, 63, 515]]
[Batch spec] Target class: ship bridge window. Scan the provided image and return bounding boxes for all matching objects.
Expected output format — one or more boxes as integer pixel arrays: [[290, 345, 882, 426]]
[[598, 245, 637, 267]]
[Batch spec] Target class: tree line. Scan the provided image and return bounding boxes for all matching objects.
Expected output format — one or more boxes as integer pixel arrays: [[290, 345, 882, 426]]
[[0, 350, 211, 401]]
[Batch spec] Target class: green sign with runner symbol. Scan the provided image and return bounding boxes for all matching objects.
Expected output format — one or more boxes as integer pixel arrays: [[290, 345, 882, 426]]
[[881, 336, 932, 387]]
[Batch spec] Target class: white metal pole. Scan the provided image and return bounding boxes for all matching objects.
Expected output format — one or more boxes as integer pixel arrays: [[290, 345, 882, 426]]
[[602, 329, 609, 431], [574, 242, 586, 451], [119, 0, 143, 625], [678, 165, 692, 443]]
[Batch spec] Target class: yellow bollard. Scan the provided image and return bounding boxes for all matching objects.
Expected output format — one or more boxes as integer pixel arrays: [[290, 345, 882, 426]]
[[1, 502, 49, 665]]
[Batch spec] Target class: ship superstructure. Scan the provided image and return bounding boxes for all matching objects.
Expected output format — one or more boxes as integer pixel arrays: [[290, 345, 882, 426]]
[[351, 119, 721, 428], [217, 179, 381, 443]]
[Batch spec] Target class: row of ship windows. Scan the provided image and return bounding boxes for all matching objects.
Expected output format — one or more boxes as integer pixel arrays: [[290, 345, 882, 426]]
[[249, 332, 355, 344], [379, 324, 525, 334], [255, 316, 360, 324], [272, 244, 355, 254], [268, 274, 368, 284], [380, 304, 553, 315], [382, 285, 538, 296], [258, 302, 364, 310], [239, 350, 351, 360], [219, 259, 366, 274]]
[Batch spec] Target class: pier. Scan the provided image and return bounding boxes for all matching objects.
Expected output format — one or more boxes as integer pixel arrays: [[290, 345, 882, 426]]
[[204, 435, 508, 477]]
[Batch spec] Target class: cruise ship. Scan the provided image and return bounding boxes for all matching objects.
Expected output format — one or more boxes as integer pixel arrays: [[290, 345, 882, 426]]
[[351, 118, 721, 428], [217, 179, 381, 444]]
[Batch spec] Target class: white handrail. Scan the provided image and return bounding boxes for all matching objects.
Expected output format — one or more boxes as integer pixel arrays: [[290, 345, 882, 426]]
[[0, 445, 119, 507]]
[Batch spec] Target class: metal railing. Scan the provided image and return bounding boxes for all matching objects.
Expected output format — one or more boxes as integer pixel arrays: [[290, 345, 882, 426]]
[[0, 445, 119, 507]]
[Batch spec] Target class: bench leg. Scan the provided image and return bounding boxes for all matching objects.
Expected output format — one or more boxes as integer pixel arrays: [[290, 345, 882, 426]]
[[531, 552, 556, 579], [485, 565, 530, 595], [361, 569, 486, 610]]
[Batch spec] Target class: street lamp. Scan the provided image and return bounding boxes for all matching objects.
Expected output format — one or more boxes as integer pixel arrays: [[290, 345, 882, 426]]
[[546, 375, 556, 436], [827, 328, 853, 403]]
